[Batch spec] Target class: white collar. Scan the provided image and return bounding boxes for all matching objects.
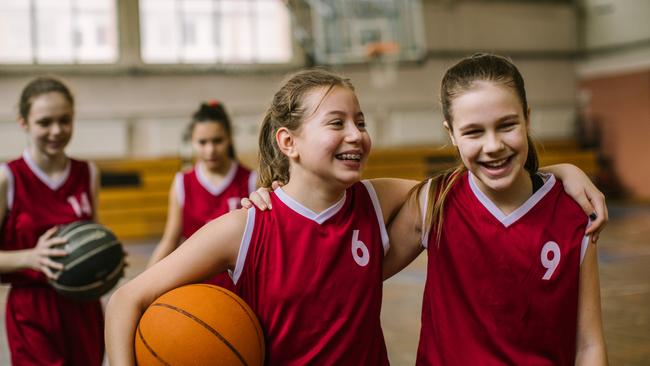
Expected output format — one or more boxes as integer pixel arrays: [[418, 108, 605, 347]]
[[468, 172, 555, 227], [22, 150, 71, 190], [274, 187, 346, 225], [196, 160, 238, 196]]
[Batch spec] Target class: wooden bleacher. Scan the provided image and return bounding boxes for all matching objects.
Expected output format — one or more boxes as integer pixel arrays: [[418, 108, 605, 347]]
[[97, 142, 598, 241], [96, 157, 182, 241]]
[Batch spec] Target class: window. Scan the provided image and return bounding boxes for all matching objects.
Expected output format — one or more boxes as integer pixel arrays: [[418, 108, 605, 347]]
[[0, 0, 117, 64], [139, 0, 292, 64]]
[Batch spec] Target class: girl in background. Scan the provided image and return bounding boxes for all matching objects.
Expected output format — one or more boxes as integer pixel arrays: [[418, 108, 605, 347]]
[[147, 100, 256, 289], [0, 76, 104, 365]]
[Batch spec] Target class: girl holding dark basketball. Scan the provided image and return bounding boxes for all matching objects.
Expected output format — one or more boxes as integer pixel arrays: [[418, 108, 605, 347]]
[[105, 69, 607, 365], [0, 77, 104, 366], [147, 100, 256, 289]]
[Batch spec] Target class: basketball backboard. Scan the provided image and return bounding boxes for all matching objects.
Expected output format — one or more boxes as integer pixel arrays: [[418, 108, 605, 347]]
[[286, 0, 426, 66]]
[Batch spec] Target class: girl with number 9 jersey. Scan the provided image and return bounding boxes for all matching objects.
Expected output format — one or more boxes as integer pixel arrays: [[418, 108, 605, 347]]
[[386, 54, 607, 365]]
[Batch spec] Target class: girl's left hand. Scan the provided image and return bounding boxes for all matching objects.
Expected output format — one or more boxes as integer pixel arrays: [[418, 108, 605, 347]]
[[562, 177, 608, 243]]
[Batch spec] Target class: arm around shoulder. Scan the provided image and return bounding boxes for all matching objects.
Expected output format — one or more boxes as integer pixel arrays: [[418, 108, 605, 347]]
[[542, 163, 608, 241], [382, 187, 425, 280], [105, 208, 249, 365], [368, 178, 418, 224]]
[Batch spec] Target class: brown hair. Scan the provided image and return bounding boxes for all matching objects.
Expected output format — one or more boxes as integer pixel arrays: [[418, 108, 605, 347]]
[[257, 69, 354, 187], [418, 53, 539, 245], [19, 76, 74, 120], [186, 100, 236, 159]]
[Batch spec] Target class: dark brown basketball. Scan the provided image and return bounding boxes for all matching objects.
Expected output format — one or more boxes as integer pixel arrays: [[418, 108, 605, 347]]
[[49, 221, 125, 300]]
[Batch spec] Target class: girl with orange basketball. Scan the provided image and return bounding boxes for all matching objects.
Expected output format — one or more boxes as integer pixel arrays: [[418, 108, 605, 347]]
[[105, 69, 606, 365], [0, 77, 104, 365], [147, 100, 257, 289], [107, 69, 413, 365]]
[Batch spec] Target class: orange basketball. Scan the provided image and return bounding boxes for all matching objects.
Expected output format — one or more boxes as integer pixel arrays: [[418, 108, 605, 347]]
[[135, 284, 265, 366]]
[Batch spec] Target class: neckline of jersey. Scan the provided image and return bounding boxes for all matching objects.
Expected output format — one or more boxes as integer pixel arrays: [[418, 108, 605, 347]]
[[274, 186, 347, 225], [468, 171, 556, 227], [23, 150, 71, 191], [195, 160, 238, 196]]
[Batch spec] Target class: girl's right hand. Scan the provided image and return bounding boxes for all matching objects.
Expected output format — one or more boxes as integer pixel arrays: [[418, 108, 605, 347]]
[[28, 226, 68, 279]]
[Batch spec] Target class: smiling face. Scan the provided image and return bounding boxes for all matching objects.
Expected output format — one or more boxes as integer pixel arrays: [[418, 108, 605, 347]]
[[446, 81, 531, 197], [191, 121, 232, 172], [19, 91, 74, 159], [287, 85, 371, 189]]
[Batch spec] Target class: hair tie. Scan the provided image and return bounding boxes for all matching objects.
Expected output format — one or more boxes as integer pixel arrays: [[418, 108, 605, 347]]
[[207, 99, 220, 107]]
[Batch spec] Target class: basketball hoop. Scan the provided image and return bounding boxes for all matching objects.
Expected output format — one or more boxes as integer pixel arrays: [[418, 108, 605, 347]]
[[364, 41, 400, 89]]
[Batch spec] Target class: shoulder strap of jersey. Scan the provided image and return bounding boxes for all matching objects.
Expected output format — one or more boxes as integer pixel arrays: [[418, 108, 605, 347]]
[[0, 163, 14, 210], [231, 208, 256, 284], [360, 180, 389, 254]]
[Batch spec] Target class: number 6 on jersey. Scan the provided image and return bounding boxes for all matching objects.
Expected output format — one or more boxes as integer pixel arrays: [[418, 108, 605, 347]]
[[351, 230, 369, 267]]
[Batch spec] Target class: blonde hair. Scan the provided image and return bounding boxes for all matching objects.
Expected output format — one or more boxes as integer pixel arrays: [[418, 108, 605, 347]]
[[257, 69, 355, 187], [420, 53, 539, 246]]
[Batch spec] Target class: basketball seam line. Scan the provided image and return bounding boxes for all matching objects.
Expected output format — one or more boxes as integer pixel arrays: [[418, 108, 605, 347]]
[[60, 223, 109, 239], [50, 258, 125, 292], [152, 303, 249, 366], [195, 284, 265, 357], [137, 324, 171, 366], [57, 240, 121, 271]]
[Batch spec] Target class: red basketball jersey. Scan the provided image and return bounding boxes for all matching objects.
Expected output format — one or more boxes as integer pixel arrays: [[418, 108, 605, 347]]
[[178, 161, 256, 239], [233, 181, 390, 365], [417, 172, 589, 366], [1, 153, 95, 285], [1, 152, 104, 366], [177, 161, 255, 288]]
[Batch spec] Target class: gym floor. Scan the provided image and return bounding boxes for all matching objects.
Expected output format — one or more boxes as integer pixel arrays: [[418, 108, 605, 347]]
[[1, 203, 649, 365]]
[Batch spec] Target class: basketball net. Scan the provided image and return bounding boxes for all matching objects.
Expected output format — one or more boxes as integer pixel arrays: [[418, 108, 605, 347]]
[[365, 41, 400, 89]]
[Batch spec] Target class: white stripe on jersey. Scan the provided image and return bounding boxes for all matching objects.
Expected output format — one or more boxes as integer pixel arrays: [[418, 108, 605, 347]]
[[1, 163, 14, 210], [232, 207, 256, 284], [361, 180, 390, 254], [174, 172, 185, 207]]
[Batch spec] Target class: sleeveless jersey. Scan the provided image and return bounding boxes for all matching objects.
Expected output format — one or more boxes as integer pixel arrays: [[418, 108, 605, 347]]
[[417, 172, 589, 366], [1, 152, 104, 366], [176, 161, 255, 288], [233, 181, 390, 365], [177, 161, 256, 239], [1, 153, 95, 285]]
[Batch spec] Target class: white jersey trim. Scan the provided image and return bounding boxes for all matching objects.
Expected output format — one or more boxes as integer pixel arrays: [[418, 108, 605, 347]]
[[419, 179, 432, 249], [196, 160, 238, 196], [1, 163, 14, 210], [580, 234, 590, 265], [274, 186, 346, 225], [23, 150, 71, 191], [174, 172, 184, 207], [248, 171, 258, 194], [468, 172, 556, 228], [361, 180, 390, 254], [231, 208, 256, 285], [580, 217, 592, 265]]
